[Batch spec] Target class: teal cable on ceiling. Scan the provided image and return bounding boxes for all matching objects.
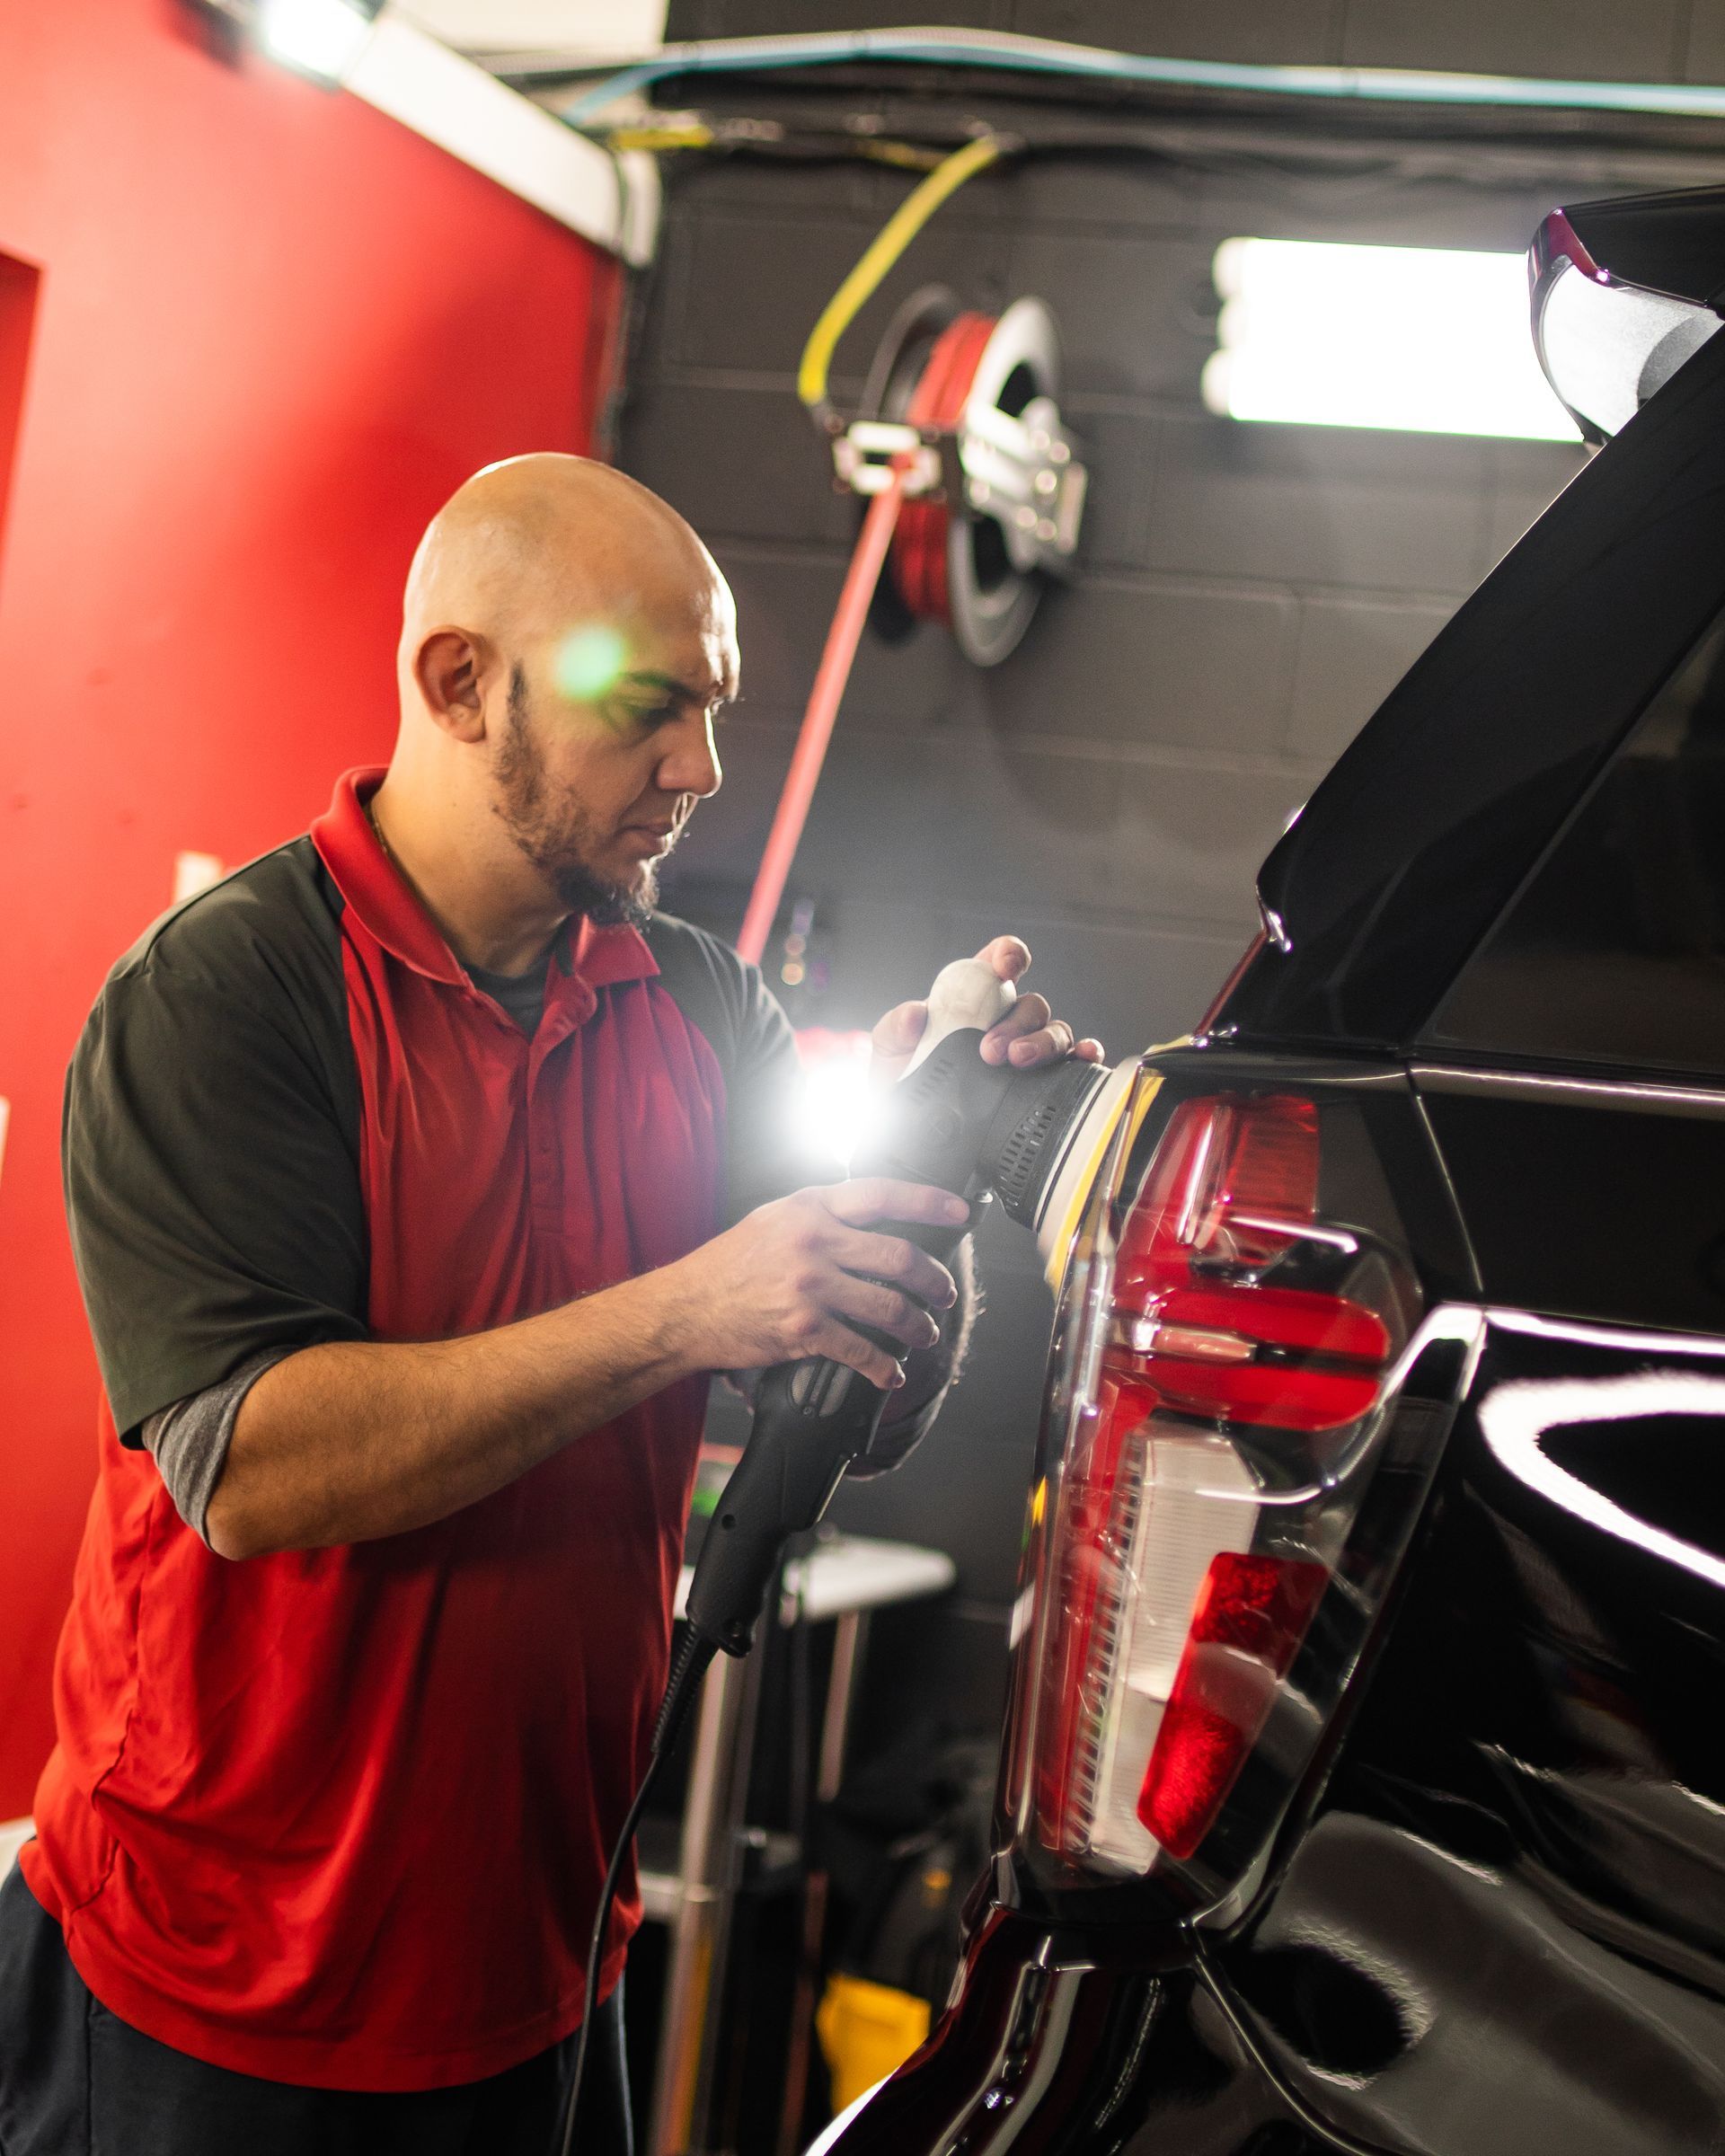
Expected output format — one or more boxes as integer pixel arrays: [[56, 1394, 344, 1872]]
[[553, 25, 1725, 129]]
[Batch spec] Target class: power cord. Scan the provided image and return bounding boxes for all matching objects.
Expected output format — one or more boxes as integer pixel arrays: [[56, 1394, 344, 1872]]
[[555, 1626, 719, 2156]]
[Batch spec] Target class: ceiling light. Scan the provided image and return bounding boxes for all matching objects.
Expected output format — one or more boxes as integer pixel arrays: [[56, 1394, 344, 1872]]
[[1204, 237, 1580, 442], [256, 0, 382, 84]]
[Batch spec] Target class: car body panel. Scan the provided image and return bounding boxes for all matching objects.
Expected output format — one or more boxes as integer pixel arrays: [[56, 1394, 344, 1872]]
[[1216, 1307, 1725, 2153], [1413, 1068, 1725, 1333]]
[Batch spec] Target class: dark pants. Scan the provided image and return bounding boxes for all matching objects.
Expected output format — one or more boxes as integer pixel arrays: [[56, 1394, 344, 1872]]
[[0, 1860, 632, 2156]]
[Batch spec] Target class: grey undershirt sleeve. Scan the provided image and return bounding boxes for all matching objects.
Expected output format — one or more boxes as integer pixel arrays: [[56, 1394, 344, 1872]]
[[138, 1348, 293, 1545]]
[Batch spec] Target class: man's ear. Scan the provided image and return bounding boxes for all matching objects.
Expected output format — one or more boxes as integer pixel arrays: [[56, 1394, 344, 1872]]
[[413, 628, 494, 742]]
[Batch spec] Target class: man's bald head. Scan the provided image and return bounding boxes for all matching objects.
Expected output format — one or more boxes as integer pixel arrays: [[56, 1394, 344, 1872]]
[[377, 455, 736, 957], [399, 453, 731, 680]]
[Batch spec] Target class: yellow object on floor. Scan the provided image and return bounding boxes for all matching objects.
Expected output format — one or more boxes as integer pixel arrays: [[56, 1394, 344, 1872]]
[[816, 1972, 933, 2114]]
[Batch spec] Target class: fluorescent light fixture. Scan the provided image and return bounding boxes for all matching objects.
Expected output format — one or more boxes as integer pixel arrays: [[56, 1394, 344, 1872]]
[[1205, 237, 1580, 442], [258, 0, 381, 84], [198, 0, 651, 255]]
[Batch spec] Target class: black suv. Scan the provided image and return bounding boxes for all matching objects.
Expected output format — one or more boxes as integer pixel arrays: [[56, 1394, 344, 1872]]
[[820, 184, 1725, 2156]]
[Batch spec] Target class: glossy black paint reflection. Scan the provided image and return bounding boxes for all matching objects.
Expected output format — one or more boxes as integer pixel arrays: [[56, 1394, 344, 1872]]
[[1215, 1313, 1725, 2153], [823, 1908, 1348, 2156], [823, 1051, 1725, 2154], [1423, 605, 1725, 1080], [831, 1306, 1725, 2156], [1415, 1073, 1725, 1332], [1562, 183, 1725, 307]]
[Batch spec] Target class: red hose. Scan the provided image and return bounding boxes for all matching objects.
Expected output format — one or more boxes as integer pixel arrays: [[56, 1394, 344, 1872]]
[[892, 312, 995, 625], [735, 313, 998, 966], [736, 473, 908, 966]]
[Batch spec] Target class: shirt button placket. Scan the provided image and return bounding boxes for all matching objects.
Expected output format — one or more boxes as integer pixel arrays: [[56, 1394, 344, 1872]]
[[527, 1055, 560, 1228]]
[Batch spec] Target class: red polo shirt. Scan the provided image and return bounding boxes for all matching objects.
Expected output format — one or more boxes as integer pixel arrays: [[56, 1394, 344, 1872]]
[[30, 768, 805, 2090]]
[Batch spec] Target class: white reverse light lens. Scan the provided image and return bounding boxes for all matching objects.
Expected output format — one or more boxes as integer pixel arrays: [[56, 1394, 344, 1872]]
[[1205, 237, 1580, 442], [258, 0, 377, 84]]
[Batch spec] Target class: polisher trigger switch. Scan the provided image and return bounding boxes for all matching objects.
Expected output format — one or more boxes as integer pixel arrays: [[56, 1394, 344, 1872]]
[[789, 1359, 859, 1416]]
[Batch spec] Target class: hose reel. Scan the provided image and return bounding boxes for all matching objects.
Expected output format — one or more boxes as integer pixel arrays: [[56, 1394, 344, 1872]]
[[738, 141, 1093, 959], [833, 287, 1088, 667]]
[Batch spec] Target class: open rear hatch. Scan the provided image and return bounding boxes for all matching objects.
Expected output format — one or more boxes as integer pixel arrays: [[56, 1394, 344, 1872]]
[[1209, 185, 1725, 1056]]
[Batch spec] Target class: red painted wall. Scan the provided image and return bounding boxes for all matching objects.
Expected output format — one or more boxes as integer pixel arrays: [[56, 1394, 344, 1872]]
[[0, 0, 622, 1814]]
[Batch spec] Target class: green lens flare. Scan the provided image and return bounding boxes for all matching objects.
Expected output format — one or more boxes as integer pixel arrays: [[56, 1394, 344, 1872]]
[[554, 624, 629, 702]]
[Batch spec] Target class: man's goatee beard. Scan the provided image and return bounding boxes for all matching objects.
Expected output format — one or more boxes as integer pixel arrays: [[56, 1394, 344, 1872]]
[[549, 859, 658, 931], [492, 664, 663, 931]]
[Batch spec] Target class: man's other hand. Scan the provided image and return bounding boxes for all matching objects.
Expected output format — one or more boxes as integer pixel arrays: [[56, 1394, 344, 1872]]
[[667, 1180, 966, 1391], [869, 935, 1106, 1090]]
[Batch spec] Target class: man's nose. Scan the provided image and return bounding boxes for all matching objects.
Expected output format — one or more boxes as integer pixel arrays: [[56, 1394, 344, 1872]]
[[659, 716, 722, 800]]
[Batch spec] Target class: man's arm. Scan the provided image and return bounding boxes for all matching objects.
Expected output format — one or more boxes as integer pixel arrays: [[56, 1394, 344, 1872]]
[[207, 1177, 967, 1560]]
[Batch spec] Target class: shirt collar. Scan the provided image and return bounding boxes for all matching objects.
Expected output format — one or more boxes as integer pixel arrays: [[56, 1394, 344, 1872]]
[[310, 766, 659, 996]]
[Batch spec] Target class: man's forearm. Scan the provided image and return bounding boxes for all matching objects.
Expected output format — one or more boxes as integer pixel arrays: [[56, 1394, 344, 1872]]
[[206, 1268, 699, 1560], [206, 1176, 970, 1560]]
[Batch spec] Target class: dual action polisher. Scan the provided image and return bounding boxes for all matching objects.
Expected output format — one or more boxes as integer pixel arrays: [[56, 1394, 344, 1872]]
[[686, 957, 1134, 1657]]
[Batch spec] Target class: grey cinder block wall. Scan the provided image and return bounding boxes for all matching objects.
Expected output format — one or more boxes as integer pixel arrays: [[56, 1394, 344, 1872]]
[[622, 0, 1719, 1738]]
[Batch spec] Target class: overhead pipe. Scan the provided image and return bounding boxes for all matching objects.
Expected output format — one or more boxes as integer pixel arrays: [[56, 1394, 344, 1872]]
[[549, 25, 1725, 129]]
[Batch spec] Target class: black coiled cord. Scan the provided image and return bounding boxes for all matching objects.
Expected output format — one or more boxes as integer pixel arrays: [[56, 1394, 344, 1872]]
[[554, 1626, 719, 2156]]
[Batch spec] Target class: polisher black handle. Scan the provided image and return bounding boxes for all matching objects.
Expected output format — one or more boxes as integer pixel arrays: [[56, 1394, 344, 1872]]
[[682, 1204, 975, 1656], [683, 1030, 1009, 1657]]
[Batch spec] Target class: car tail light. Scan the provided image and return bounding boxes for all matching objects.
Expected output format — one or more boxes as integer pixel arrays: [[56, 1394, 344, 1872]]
[[1137, 1551, 1326, 1859], [1014, 1078, 1429, 1891]]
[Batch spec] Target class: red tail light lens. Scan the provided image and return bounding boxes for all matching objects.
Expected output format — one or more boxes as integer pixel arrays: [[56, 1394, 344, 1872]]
[[1113, 1095, 1390, 1432], [1137, 1552, 1327, 1859], [1020, 1082, 1418, 1885]]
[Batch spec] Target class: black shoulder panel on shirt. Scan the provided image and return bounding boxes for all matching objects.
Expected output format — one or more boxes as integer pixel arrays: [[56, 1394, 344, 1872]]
[[642, 911, 774, 1079], [119, 833, 349, 1028], [644, 911, 826, 1221], [106, 836, 360, 1167], [65, 836, 369, 1444]]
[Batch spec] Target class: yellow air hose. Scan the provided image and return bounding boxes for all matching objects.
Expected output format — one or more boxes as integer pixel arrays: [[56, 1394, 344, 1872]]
[[796, 133, 1004, 422]]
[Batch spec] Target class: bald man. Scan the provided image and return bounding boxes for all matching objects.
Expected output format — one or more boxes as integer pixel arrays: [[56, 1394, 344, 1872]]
[[0, 456, 1098, 2156]]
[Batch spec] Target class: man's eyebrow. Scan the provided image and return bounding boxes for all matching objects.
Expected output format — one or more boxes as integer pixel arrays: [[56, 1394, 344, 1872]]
[[620, 669, 735, 707]]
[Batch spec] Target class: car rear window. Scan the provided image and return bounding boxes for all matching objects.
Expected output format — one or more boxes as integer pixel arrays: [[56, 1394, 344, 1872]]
[[1423, 605, 1725, 1079]]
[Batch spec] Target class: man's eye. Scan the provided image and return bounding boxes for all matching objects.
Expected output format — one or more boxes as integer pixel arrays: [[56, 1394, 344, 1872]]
[[619, 702, 677, 727]]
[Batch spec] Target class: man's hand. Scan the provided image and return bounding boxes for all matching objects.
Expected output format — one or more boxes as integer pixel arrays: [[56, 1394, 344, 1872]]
[[869, 935, 1106, 1088], [663, 1179, 966, 1392]]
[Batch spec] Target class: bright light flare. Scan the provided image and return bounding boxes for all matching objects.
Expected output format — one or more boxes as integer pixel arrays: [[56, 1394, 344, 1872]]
[[556, 624, 629, 702], [1204, 237, 1580, 442], [172, 851, 225, 904], [258, 0, 377, 84], [792, 1029, 880, 1169]]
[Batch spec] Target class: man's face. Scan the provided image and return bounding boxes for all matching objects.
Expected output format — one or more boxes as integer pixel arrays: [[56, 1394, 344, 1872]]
[[490, 593, 735, 927]]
